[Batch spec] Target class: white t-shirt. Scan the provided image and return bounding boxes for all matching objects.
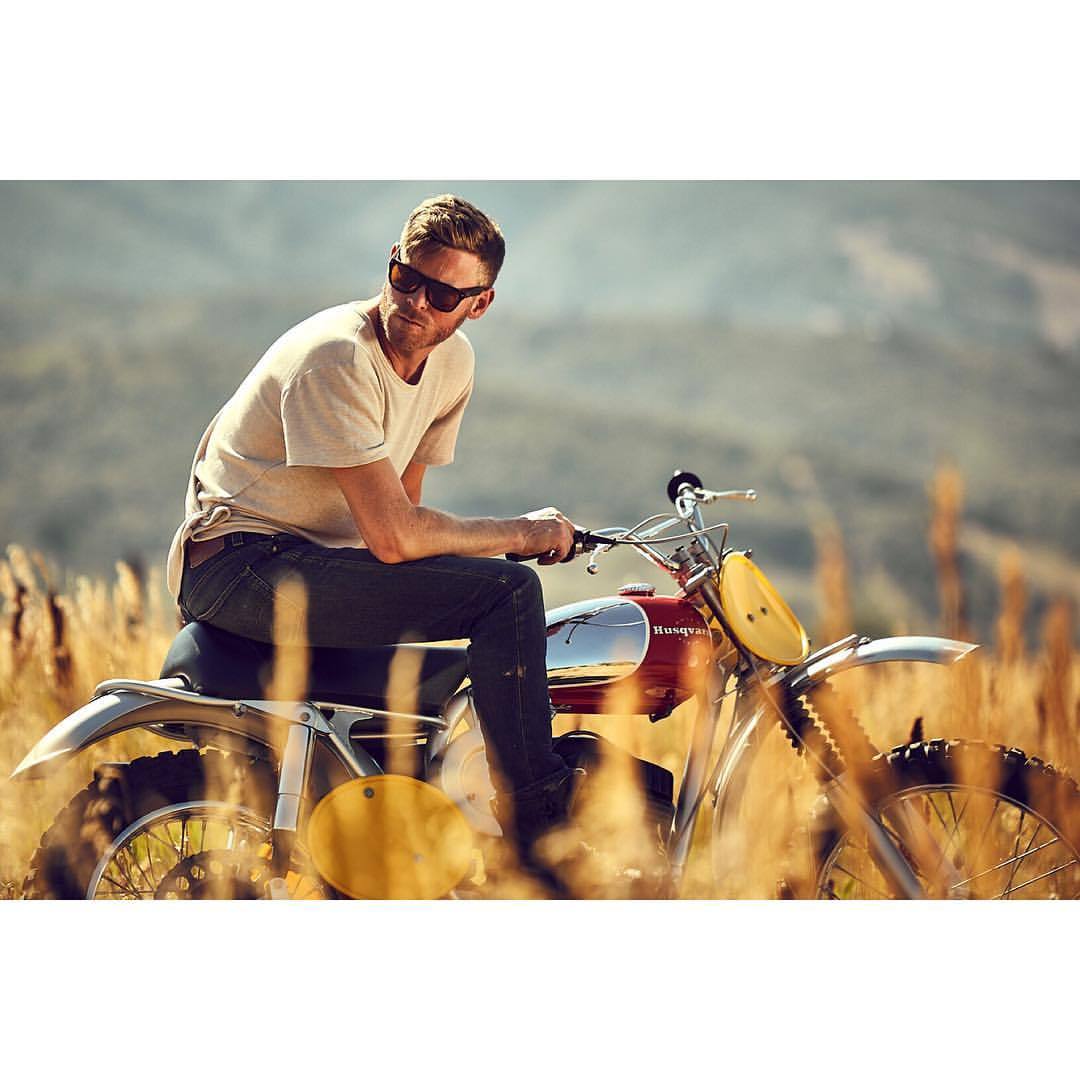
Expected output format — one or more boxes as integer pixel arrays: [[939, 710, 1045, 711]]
[[165, 299, 474, 600]]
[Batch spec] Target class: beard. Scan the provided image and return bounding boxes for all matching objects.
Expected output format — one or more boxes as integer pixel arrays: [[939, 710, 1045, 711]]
[[378, 287, 468, 356]]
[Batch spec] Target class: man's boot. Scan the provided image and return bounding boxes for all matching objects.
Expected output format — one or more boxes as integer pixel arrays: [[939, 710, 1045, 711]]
[[492, 767, 584, 897]]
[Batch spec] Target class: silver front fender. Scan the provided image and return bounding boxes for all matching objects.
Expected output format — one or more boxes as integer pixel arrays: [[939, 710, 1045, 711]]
[[788, 635, 978, 693]]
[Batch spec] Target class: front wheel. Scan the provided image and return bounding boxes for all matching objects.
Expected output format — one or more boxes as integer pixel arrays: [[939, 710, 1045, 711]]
[[809, 739, 1080, 899], [23, 749, 326, 899]]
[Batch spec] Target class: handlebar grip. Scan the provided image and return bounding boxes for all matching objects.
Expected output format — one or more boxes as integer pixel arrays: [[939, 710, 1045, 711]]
[[507, 530, 586, 564]]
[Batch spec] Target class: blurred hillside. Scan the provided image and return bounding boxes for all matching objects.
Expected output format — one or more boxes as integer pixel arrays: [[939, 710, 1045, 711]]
[[1, 181, 1079, 639], [6, 181, 1080, 345]]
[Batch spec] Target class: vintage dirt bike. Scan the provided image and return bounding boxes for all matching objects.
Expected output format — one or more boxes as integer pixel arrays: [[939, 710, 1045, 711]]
[[14, 470, 1080, 899]]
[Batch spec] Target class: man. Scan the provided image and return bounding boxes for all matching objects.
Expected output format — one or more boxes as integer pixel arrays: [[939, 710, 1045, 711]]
[[165, 194, 578, 890]]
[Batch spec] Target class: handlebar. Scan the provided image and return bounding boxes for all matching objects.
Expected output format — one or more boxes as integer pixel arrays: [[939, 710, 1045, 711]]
[[505, 470, 755, 573], [666, 468, 755, 506]]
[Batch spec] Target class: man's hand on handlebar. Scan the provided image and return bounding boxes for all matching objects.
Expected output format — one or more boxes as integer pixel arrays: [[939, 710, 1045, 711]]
[[510, 507, 577, 565]]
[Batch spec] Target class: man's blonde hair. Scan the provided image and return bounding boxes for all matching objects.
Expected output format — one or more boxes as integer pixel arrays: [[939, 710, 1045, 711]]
[[399, 194, 506, 286]]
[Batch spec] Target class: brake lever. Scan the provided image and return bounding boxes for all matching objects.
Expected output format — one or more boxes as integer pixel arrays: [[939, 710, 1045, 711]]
[[507, 526, 676, 568]]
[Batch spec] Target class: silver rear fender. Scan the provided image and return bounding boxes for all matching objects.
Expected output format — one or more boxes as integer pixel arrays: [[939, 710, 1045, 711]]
[[11, 679, 276, 781]]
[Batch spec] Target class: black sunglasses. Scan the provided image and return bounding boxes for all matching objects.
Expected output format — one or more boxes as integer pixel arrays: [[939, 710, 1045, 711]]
[[388, 257, 489, 313]]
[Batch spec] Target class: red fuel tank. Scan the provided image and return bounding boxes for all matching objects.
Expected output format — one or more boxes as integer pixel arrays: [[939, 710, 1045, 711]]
[[544, 595, 711, 716]]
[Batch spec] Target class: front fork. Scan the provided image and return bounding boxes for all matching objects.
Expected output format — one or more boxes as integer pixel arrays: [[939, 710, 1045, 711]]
[[821, 777, 926, 899], [696, 670, 956, 900], [824, 781, 969, 899]]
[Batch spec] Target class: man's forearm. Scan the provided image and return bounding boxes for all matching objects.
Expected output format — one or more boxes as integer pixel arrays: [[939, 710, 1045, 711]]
[[331, 458, 567, 563], [381, 505, 525, 562]]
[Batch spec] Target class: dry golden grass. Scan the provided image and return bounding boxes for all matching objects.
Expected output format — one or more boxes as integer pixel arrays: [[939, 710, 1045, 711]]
[[1, 466, 1077, 899], [929, 464, 969, 641], [0, 548, 180, 897]]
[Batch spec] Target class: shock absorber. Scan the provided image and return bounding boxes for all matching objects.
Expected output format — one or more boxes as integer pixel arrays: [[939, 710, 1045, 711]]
[[267, 715, 317, 897]]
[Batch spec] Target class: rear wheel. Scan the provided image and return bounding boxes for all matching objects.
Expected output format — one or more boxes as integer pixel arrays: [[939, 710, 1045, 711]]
[[23, 749, 326, 899], [810, 740, 1080, 899]]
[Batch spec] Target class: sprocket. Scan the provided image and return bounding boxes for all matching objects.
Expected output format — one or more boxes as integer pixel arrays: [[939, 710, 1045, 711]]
[[154, 848, 272, 900]]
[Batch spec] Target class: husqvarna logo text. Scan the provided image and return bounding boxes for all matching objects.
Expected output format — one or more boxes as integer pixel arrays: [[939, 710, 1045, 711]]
[[652, 625, 708, 637]]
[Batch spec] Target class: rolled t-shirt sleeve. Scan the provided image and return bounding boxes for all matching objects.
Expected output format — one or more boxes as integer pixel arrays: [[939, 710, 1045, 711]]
[[412, 376, 474, 466], [280, 360, 388, 468]]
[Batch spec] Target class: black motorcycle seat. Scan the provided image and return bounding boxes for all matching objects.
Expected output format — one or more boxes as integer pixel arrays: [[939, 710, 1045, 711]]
[[160, 621, 469, 714]]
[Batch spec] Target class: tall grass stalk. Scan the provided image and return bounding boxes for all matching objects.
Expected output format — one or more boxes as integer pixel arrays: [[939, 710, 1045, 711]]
[[929, 465, 969, 641]]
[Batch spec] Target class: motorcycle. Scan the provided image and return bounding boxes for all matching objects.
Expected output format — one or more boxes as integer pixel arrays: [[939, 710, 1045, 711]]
[[14, 470, 1080, 899]]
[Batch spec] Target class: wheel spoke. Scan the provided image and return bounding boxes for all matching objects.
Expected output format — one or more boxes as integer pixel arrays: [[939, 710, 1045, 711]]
[[947, 836, 1060, 890], [117, 846, 155, 894], [144, 832, 155, 881], [129, 836, 173, 893], [1001, 819, 1041, 898], [945, 791, 971, 852], [994, 858, 1080, 898], [146, 827, 180, 864], [830, 863, 893, 899], [917, 791, 970, 889], [924, 793, 950, 836], [100, 872, 146, 899], [968, 796, 1002, 878], [160, 821, 180, 859], [917, 795, 960, 886], [946, 791, 959, 829]]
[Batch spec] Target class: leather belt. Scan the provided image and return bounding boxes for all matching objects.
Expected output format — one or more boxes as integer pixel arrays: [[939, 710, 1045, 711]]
[[186, 527, 293, 570], [186, 535, 226, 569], [186, 531, 259, 569]]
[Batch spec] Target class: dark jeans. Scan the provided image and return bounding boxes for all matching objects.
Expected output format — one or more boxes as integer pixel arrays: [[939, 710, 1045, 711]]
[[177, 532, 568, 794]]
